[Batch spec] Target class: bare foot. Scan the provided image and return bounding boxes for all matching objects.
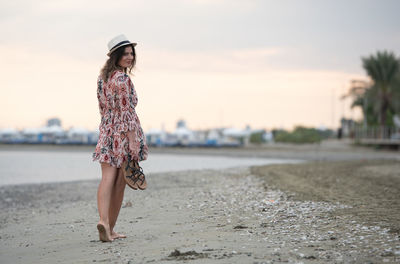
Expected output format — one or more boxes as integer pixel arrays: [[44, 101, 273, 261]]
[[97, 222, 113, 242], [111, 231, 127, 239]]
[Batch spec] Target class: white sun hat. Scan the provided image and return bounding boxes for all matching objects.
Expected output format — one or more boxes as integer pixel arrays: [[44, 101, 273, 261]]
[[107, 34, 137, 56]]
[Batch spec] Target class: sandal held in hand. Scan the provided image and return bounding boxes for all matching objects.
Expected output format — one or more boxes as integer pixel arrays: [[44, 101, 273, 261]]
[[122, 154, 147, 190]]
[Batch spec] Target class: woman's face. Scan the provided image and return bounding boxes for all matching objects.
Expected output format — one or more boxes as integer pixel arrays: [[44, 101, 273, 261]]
[[118, 46, 134, 68]]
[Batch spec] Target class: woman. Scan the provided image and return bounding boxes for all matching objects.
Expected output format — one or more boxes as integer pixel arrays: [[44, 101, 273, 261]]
[[92, 34, 148, 242]]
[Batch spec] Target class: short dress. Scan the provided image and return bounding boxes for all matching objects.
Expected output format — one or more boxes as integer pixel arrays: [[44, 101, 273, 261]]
[[92, 70, 148, 168]]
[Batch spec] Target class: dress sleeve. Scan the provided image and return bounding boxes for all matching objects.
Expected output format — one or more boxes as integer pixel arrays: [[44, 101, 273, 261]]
[[115, 73, 139, 133]]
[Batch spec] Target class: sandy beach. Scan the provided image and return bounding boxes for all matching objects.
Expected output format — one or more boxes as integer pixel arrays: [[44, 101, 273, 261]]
[[0, 141, 399, 263]]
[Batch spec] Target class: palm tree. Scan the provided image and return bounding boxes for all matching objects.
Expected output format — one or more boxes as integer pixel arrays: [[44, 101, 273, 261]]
[[361, 50, 399, 128], [346, 79, 379, 127]]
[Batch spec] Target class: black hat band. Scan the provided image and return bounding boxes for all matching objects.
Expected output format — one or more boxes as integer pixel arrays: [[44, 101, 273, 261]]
[[110, 40, 131, 51]]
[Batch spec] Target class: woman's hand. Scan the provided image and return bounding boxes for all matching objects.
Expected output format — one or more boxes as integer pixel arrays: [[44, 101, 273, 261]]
[[127, 130, 136, 154], [128, 140, 136, 154]]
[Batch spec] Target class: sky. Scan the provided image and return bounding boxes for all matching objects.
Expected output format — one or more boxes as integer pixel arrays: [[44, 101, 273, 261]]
[[1, 0, 400, 132]]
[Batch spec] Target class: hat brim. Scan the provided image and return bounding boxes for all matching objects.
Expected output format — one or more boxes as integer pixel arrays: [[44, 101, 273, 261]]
[[107, 42, 137, 56]]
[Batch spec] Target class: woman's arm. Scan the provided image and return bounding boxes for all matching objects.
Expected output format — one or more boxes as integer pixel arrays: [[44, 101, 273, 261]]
[[115, 74, 139, 134], [115, 73, 141, 155]]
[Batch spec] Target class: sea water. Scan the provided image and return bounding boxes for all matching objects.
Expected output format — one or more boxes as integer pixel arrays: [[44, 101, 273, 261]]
[[0, 150, 302, 186]]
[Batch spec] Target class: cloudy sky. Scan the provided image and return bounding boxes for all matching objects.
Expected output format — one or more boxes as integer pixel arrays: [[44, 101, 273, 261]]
[[1, 0, 399, 132]]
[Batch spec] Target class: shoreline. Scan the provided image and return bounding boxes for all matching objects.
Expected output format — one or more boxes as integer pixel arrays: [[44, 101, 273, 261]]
[[1, 142, 399, 263], [2, 159, 399, 234]]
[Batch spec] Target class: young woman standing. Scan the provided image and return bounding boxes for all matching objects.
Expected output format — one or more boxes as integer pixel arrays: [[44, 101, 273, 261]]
[[92, 34, 148, 242]]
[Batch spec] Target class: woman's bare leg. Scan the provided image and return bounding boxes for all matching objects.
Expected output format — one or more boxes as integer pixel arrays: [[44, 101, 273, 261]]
[[109, 168, 127, 239], [97, 162, 118, 242]]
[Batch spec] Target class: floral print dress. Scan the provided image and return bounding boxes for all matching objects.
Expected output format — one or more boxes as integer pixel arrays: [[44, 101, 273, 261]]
[[92, 70, 148, 168]]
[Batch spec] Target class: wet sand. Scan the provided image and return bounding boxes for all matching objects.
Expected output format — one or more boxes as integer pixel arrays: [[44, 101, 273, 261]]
[[0, 142, 399, 263], [252, 160, 400, 235]]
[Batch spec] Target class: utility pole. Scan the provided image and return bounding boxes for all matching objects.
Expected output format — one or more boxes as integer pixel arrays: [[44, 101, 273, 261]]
[[363, 96, 368, 128], [331, 87, 335, 129], [341, 83, 346, 120]]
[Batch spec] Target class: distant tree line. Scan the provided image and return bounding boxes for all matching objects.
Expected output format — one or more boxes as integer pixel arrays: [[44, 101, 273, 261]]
[[273, 126, 333, 144]]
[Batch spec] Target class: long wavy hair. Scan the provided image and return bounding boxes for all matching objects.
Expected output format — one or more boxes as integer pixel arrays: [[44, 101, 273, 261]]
[[100, 44, 136, 81]]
